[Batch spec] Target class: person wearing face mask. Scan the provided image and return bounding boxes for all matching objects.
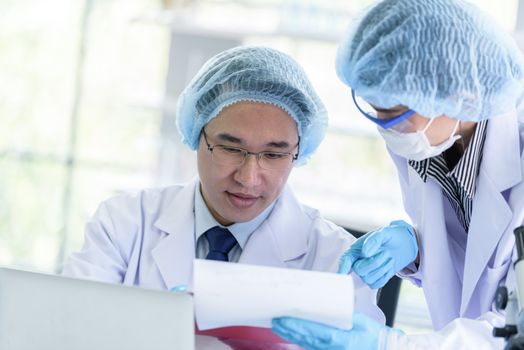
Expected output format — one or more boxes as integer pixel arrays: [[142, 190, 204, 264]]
[[271, 0, 524, 349]]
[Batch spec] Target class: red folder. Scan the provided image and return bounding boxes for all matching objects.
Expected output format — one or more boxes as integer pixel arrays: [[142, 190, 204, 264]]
[[196, 325, 304, 350]]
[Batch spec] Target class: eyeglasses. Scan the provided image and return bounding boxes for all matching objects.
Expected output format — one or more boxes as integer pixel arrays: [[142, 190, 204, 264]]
[[202, 128, 299, 171], [351, 90, 416, 131]]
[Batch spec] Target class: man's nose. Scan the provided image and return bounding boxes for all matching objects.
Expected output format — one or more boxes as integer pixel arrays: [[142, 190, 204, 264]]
[[234, 154, 262, 186]]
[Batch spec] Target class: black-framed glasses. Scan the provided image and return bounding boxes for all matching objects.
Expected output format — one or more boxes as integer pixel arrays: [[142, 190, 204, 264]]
[[202, 128, 299, 171], [351, 89, 416, 130]]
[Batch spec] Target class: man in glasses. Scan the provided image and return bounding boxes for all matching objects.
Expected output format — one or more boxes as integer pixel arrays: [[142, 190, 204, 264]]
[[272, 0, 524, 349], [63, 46, 384, 322]]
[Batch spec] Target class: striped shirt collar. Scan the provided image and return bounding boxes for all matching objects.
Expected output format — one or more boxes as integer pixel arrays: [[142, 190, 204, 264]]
[[409, 120, 488, 198]]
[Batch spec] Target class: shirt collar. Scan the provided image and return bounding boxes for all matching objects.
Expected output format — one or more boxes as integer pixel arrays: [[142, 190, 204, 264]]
[[194, 183, 275, 249], [449, 120, 488, 197], [409, 120, 488, 198]]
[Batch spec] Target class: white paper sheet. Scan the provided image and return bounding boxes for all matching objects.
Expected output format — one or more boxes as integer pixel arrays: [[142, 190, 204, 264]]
[[193, 259, 354, 330]]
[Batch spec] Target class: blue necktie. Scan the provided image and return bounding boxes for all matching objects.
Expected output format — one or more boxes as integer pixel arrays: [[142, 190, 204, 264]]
[[204, 226, 237, 262]]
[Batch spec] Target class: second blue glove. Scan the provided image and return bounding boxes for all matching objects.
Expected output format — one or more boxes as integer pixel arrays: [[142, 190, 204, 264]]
[[338, 220, 418, 289]]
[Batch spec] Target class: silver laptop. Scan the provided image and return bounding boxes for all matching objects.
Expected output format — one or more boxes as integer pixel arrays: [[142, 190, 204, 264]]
[[0, 267, 194, 350]]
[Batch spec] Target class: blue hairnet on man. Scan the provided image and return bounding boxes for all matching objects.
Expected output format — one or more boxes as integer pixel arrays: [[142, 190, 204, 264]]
[[272, 0, 524, 349], [176, 45, 328, 165], [62, 45, 385, 345]]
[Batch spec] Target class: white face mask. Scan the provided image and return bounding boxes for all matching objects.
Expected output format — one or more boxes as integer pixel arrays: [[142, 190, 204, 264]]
[[377, 118, 461, 161]]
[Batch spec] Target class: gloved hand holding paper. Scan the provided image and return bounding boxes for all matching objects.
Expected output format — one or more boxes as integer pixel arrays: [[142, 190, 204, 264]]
[[193, 259, 354, 331]]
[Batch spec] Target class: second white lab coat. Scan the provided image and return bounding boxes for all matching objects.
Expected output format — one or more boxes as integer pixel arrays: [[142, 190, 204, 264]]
[[389, 107, 524, 349], [63, 179, 384, 323]]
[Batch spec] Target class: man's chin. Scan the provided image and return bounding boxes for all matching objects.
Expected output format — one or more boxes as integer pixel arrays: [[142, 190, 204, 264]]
[[223, 209, 262, 225]]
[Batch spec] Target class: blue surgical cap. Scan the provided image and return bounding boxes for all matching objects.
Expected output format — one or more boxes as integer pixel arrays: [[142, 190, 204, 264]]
[[176, 46, 327, 165], [336, 0, 524, 121]]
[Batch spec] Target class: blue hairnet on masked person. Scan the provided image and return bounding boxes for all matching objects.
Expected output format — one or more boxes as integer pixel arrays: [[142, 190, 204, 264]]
[[336, 0, 524, 121], [176, 46, 327, 165]]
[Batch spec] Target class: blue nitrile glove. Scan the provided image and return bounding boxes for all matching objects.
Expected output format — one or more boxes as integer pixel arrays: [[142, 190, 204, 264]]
[[338, 220, 418, 289], [170, 285, 188, 293], [272, 312, 397, 350]]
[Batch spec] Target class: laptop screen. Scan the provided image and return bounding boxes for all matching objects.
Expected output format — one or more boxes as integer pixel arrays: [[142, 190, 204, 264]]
[[0, 267, 194, 350]]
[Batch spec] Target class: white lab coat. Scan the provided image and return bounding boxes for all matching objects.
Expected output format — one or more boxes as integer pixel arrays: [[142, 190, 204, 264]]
[[62, 179, 384, 323], [389, 108, 524, 349]]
